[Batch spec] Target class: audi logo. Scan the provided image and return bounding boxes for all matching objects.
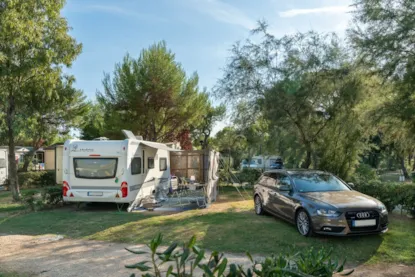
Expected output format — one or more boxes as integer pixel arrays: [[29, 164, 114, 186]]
[[356, 212, 371, 218]]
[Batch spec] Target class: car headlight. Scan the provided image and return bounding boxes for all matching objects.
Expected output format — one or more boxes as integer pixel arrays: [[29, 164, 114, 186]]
[[317, 209, 341, 217], [379, 204, 388, 214]]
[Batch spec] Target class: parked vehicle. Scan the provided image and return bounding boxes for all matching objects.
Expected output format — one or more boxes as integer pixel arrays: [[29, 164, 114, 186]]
[[241, 155, 283, 170], [63, 137, 174, 205], [0, 149, 8, 186], [254, 169, 389, 236]]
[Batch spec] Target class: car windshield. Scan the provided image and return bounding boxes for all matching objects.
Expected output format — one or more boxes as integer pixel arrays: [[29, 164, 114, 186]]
[[291, 173, 350, 192]]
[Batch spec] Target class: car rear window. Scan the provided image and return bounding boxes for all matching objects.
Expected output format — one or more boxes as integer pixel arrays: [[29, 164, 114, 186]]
[[291, 173, 350, 192], [74, 158, 117, 179]]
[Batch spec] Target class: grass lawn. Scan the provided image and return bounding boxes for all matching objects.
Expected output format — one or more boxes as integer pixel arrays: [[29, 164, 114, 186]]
[[0, 187, 414, 266]]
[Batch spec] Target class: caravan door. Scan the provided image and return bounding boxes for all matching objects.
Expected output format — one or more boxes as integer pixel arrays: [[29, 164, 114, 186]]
[[0, 150, 8, 186]]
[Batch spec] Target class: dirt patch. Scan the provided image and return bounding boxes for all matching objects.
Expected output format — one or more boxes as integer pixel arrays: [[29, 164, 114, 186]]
[[1, 235, 414, 277]]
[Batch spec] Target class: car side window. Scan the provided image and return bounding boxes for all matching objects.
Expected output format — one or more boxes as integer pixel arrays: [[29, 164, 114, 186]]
[[259, 173, 269, 185], [267, 173, 278, 188], [278, 174, 292, 188]]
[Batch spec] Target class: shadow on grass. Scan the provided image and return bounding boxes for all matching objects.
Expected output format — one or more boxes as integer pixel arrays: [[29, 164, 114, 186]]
[[1, 196, 414, 266]]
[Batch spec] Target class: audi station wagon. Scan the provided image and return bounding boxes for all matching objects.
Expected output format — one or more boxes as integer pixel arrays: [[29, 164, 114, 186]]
[[254, 170, 389, 236]]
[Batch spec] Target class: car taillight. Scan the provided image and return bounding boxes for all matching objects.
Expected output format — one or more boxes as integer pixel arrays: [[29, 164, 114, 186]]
[[63, 181, 70, 197], [121, 182, 128, 198]]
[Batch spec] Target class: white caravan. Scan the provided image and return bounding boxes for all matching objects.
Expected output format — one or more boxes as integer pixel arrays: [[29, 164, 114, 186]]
[[62, 135, 177, 205], [0, 149, 8, 186]]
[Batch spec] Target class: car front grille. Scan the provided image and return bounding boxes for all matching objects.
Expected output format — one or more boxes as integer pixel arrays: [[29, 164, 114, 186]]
[[345, 210, 379, 231]]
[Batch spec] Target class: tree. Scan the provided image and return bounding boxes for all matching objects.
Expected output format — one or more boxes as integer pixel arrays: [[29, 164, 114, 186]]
[[192, 104, 225, 149], [216, 24, 365, 170], [80, 102, 105, 140], [350, 0, 415, 131], [0, 0, 82, 200], [19, 76, 88, 172], [97, 42, 209, 142], [211, 127, 246, 169], [350, 0, 415, 78]]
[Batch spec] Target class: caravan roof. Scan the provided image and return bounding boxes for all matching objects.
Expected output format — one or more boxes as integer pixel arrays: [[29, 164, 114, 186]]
[[65, 139, 179, 157]]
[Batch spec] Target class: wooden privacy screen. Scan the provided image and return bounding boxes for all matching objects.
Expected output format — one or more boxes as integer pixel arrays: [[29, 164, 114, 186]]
[[170, 150, 209, 183]]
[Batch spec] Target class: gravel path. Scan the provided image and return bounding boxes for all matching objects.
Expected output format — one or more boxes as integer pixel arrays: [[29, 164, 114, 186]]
[[0, 234, 413, 277]]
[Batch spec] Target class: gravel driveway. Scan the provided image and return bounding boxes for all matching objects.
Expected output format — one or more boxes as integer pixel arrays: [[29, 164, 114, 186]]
[[0, 234, 413, 277]]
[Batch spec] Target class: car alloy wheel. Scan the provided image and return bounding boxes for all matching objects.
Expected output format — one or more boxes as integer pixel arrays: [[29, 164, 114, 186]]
[[296, 210, 313, 236], [254, 196, 264, 215]]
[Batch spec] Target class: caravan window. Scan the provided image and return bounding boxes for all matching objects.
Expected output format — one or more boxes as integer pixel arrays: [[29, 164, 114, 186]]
[[0, 158, 6, 168], [148, 157, 155, 169], [131, 157, 141, 175], [74, 158, 117, 179], [159, 158, 167, 171]]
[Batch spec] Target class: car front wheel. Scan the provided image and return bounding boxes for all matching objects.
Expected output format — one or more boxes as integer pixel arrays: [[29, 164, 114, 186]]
[[254, 195, 264, 215], [296, 209, 313, 237]]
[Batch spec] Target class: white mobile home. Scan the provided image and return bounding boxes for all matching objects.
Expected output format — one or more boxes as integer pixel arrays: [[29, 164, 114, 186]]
[[44, 144, 64, 184], [0, 149, 8, 186], [62, 137, 177, 205]]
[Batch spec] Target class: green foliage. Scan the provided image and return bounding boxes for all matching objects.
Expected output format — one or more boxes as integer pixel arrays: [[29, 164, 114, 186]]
[[97, 41, 210, 142], [350, 164, 379, 185], [0, 0, 83, 200], [236, 168, 262, 186], [354, 181, 415, 213], [192, 104, 226, 149], [41, 186, 63, 205], [80, 102, 106, 140], [126, 234, 353, 277], [18, 171, 55, 189], [21, 189, 43, 211]]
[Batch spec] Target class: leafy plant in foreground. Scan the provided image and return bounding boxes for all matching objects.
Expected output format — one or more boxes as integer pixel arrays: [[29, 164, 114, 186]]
[[125, 234, 354, 277]]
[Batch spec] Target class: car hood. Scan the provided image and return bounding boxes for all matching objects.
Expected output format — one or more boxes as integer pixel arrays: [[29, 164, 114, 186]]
[[300, 190, 381, 209]]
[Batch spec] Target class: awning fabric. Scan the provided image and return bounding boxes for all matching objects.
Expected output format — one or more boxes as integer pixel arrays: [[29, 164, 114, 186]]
[[140, 141, 181, 151]]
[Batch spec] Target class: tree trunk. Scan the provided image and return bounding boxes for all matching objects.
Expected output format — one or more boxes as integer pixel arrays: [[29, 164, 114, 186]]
[[22, 150, 35, 172], [301, 146, 312, 169], [7, 94, 20, 201], [399, 155, 410, 181]]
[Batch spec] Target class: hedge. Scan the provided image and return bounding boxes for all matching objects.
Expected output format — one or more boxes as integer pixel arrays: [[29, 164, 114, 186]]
[[355, 180, 415, 215], [17, 171, 56, 188]]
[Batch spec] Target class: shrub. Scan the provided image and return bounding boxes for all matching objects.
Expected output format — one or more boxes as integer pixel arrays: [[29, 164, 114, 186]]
[[349, 163, 379, 185], [125, 234, 353, 277], [21, 189, 43, 211], [18, 171, 56, 188], [236, 168, 262, 186], [355, 181, 415, 214], [42, 186, 63, 205]]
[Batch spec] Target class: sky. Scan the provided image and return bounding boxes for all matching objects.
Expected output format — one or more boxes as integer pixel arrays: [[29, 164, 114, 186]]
[[62, 0, 354, 134]]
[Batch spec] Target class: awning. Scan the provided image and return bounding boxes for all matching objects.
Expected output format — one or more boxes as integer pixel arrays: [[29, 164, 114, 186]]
[[140, 141, 181, 151]]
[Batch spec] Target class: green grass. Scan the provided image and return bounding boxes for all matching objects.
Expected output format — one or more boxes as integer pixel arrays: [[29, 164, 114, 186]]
[[0, 187, 414, 266], [0, 191, 25, 213]]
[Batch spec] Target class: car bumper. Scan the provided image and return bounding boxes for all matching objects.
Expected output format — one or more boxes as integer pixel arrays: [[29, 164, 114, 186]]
[[311, 211, 389, 236]]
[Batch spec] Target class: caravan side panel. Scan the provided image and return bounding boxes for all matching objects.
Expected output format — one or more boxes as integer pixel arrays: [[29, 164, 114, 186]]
[[44, 149, 55, 170], [56, 146, 64, 184]]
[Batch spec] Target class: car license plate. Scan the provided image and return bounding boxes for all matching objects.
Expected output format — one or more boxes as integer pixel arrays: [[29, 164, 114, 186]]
[[352, 219, 376, 227], [88, 192, 103, 196]]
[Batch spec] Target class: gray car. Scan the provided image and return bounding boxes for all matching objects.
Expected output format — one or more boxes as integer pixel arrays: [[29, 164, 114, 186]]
[[254, 169, 389, 236]]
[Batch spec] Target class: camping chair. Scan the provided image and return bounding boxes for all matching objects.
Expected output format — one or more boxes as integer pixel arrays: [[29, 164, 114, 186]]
[[186, 182, 207, 208]]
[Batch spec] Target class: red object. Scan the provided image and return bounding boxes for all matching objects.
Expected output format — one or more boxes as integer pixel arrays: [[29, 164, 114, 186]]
[[63, 181, 70, 197], [70, 192, 74, 197], [89, 154, 101, 157], [177, 129, 193, 150], [120, 182, 128, 198]]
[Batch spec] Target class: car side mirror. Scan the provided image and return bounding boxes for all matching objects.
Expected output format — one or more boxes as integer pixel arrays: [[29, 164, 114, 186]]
[[348, 182, 355, 188], [279, 185, 291, 192]]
